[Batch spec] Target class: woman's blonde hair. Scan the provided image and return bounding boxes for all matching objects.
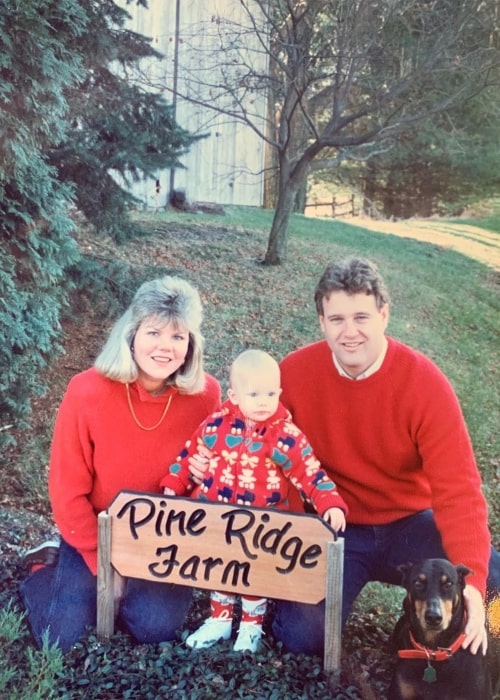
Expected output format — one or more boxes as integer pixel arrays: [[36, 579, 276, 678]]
[[95, 276, 205, 393]]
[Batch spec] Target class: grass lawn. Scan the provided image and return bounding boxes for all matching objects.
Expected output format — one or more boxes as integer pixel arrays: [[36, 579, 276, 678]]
[[1, 205, 498, 699], [450, 197, 500, 233]]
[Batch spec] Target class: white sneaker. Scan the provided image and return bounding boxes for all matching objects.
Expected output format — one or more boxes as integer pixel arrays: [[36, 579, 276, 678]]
[[185, 618, 232, 649], [233, 622, 263, 652]]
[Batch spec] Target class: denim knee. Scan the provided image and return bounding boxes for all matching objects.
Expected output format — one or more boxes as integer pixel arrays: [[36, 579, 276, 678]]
[[487, 546, 500, 596], [120, 579, 193, 644], [20, 542, 96, 652], [272, 599, 325, 656]]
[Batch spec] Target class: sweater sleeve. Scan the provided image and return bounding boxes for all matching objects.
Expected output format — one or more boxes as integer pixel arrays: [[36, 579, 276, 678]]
[[410, 361, 490, 596], [160, 440, 197, 494], [48, 378, 100, 575], [273, 420, 349, 518], [160, 418, 213, 494]]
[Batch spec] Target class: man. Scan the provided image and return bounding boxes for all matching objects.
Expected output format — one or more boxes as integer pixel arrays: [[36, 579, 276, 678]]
[[271, 256, 499, 656]]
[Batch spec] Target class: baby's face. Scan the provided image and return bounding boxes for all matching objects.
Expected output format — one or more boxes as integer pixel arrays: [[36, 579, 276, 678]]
[[228, 365, 281, 422]]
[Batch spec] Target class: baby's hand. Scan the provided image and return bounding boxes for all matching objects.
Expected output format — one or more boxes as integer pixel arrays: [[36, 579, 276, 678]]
[[163, 487, 176, 496], [322, 507, 346, 533]]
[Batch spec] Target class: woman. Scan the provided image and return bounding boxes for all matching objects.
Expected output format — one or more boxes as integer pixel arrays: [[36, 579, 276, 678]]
[[20, 276, 221, 652]]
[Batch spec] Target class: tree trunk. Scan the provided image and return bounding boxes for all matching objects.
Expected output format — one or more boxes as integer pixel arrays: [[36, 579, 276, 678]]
[[264, 182, 298, 265], [362, 163, 377, 216], [264, 146, 317, 264], [293, 179, 307, 213]]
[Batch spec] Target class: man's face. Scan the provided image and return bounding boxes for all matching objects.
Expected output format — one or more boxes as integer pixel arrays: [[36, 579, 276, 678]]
[[319, 291, 389, 378]]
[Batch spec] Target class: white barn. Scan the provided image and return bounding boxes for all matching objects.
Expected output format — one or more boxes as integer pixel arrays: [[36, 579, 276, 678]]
[[117, 0, 268, 209]]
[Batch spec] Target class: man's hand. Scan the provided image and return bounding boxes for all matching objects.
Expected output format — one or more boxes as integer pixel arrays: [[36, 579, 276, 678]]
[[462, 584, 487, 655]]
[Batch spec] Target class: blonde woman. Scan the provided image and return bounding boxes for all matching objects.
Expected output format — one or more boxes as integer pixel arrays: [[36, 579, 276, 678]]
[[20, 276, 220, 652]]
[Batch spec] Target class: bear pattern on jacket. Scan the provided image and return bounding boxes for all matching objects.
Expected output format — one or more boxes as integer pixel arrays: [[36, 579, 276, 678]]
[[161, 400, 348, 517]]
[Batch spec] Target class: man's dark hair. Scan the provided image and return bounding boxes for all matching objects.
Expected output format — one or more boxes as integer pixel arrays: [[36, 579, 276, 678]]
[[314, 256, 390, 314]]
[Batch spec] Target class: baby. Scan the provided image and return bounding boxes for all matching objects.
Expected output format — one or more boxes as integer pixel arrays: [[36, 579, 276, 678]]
[[162, 349, 347, 652]]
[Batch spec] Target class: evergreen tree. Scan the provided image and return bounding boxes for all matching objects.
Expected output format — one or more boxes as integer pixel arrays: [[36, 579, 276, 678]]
[[48, 0, 199, 241], [356, 85, 500, 218], [0, 0, 199, 447], [0, 0, 87, 445]]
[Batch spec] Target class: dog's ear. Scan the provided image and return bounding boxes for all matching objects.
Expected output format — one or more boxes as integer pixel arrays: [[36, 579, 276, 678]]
[[397, 562, 414, 587], [402, 593, 412, 615], [455, 563, 473, 587]]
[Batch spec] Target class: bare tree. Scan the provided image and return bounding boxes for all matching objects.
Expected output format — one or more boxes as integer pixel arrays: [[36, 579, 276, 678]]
[[152, 0, 499, 264]]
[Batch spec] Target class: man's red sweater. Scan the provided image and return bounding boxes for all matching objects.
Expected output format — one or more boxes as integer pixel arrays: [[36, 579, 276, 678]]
[[280, 337, 490, 596], [48, 367, 221, 574]]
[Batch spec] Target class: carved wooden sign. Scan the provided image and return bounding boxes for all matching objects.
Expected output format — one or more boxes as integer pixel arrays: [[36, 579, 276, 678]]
[[106, 490, 336, 604]]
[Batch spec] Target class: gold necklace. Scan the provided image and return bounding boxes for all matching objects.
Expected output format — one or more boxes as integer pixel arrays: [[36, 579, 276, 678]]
[[126, 383, 173, 431]]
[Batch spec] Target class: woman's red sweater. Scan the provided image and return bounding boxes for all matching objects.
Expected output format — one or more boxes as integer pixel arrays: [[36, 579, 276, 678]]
[[48, 367, 221, 574]]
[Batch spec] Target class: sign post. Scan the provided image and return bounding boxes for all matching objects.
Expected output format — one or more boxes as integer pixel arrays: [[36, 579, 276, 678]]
[[97, 490, 343, 671]]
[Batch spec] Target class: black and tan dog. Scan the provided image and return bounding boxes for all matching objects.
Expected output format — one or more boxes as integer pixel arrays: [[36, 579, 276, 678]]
[[388, 558, 499, 700]]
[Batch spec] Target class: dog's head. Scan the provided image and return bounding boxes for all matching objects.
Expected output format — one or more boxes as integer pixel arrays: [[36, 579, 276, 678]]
[[399, 558, 472, 645]]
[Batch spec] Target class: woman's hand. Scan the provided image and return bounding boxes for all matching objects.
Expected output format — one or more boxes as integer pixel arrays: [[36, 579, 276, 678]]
[[188, 445, 212, 484], [462, 584, 487, 655]]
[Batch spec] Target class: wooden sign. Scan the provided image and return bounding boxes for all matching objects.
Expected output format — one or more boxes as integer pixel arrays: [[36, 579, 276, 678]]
[[106, 490, 336, 604]]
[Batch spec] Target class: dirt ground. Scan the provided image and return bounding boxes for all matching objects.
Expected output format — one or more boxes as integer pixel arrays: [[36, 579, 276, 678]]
[[339, 215, 500, 272]]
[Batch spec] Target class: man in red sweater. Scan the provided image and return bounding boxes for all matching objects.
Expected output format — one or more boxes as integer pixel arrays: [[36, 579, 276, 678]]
[[271, 256, 499, 657]]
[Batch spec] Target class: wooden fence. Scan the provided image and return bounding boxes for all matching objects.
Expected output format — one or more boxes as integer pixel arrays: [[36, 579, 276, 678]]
[[305, 195, 357, 218]]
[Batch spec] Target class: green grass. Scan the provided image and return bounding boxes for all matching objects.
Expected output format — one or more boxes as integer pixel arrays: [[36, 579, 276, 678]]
[[0, 604, 63, 700], [449, 197, 500, 233]]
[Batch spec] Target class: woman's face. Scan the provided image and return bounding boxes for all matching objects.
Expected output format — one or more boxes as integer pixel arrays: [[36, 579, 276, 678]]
[[132, 317, 190, 392]]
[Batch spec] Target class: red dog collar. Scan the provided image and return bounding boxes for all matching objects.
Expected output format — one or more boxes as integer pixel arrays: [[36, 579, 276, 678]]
[[398, 630, 467, 661]]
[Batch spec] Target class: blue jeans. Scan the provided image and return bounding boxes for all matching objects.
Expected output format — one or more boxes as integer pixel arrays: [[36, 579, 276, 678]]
[[272, 510, 500, 655], [19, 539, 193, 653]]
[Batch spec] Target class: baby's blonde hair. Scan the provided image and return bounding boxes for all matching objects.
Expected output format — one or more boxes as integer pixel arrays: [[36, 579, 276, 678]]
[[230, 349, 280, 388]]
